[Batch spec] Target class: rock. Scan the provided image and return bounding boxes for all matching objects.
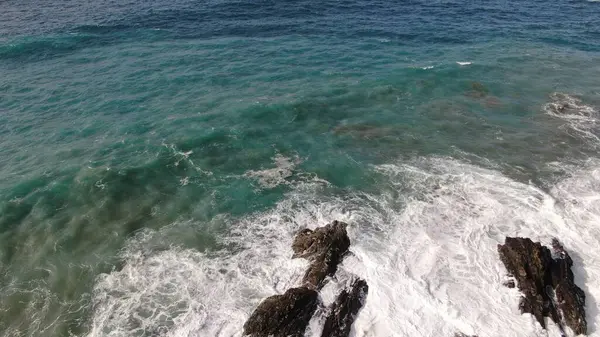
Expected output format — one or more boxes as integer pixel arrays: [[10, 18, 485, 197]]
[[497, 237, 586, 335], [292, 220, 351, 289], [464, 81, 489, 98], [484, 96, 502, 108], [292, 228, 317, 257], [551, 239, 587, 336], [472, 81, 487, 92], [243, 287, 320, 337], [321, 278, 369, 337], [332, 123, 393, 140]]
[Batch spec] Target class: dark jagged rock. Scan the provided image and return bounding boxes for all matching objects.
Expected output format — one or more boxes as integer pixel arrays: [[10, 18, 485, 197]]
[[292, 220, 351, 289], [497, 237, 586, 335], [243, 221, 357, 336], [454, 333, 478, 337], [321, 278, 369, 337], [243, 287, 319, 337], [551, 239, 587, 336]]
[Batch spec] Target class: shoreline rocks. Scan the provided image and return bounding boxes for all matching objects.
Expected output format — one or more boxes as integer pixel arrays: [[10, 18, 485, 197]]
[[292, 220, 351, 289], [321, 278, 369, 337], [243, 287, 319, 337], [243, 229, 590, 337], [498, 237, 586, 335], [244, 221, 367, 337]]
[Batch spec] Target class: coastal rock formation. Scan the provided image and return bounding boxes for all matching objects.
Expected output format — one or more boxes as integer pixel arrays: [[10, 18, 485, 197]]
[[321, 278, 369, 337], [243, 287, 319, 337], [498, 237, 586, 335], [244, 221, 365, 337], [292, 220, 351, 289], [551, 239, 587, 336]]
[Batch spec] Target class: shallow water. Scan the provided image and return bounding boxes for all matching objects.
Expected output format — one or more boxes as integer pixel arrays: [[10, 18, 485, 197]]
[[1, 0, 600, 336]]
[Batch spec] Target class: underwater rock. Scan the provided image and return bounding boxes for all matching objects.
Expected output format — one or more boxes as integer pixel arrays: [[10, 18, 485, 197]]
[[498, 237, 586, 335], [332, 123, 393, 139], [292, 220, 351, 289], [243, 287, 320, 337], [551, 239, 587, 336], [484, 96, 502, 108], [321, 278, 369, 337], [464, 81, 489, 98]]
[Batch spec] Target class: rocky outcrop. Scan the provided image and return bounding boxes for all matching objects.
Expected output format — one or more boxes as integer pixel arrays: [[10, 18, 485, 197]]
[[551, 239, 587, 336], [292, 220, 351, 289], [321, 278, 369, 337], [243, 287, 319, 337], [244, 221, 366, 337], [498, 237, 586, 335]]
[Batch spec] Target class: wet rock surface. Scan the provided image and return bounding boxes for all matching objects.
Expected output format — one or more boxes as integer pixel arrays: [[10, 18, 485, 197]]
[[243, 287, 319, 337], [551, 239, 587, 336], [498, 237, 586, 335], [320, 278, 369, 337], [292, 220, 351, 289], [244, 221, 367, 337]]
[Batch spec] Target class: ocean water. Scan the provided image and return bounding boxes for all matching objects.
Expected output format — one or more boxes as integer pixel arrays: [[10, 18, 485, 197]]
[[2, 1, 600, 336]]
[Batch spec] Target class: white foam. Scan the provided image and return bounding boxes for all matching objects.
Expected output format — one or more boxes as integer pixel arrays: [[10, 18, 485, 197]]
[[244, 153, 303, 189], [163, 143, 213, 176], [456, 62, 472, 66], [348, 158, 600, 337], [422, 66, 435, 70], [543, 92, 600, 144], [86, 157, 600, 337]]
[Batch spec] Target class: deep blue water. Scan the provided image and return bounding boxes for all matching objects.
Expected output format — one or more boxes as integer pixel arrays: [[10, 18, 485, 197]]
[[2, 1, 600, 336]]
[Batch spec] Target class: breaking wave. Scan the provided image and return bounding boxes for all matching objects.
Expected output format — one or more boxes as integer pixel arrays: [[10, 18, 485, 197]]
[[543, 92, 600, 145], [86, 153, 600, 336]]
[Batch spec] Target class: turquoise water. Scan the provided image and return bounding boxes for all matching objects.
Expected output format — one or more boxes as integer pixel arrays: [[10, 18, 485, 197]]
[[2, 1, 600, 336]]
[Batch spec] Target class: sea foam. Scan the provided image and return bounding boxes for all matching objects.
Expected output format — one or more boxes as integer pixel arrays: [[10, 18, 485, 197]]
[[86, 155, 600, 337], [85, 95, 600, 337]]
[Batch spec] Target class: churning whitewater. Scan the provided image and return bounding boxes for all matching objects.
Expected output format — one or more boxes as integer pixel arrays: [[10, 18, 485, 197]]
[[3, 0, 600, 335], [84, 93, 600, 337], [86, 156, 600, 337], [87, 161, 600, 336]]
